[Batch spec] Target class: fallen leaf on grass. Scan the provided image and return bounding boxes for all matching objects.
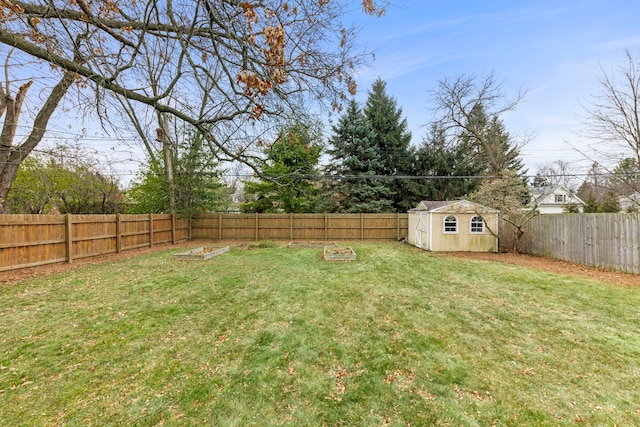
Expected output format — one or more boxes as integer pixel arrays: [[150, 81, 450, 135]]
[[519, 367, 535, 376], [469, 390, 484, 401]]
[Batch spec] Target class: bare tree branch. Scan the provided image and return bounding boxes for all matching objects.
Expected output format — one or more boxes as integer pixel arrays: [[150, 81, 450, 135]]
[[0, 0, 381, 170], [581, 50, 640, 167], [429, 73, 527, 173]]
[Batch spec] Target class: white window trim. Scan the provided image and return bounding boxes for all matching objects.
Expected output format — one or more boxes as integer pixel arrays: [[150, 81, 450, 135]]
[[554, 194, 567, 203], [470, 216, 485, 234], [443, 215, 458, 234]]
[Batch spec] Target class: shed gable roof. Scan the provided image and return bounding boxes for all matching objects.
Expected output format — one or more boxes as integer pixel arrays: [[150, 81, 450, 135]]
[[412, 199, 499, 214]]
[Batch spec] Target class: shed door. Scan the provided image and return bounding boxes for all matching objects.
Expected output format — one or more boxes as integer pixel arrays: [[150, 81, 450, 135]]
[[414, 213, 429, 250]]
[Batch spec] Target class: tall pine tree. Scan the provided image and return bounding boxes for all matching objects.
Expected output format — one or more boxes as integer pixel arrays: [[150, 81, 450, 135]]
[[413, 122, 482, 201], [325, 100, 394, 213], [460, 103, 529, 204], [363, 79, 414, 211], [461, 103, 527, 178]]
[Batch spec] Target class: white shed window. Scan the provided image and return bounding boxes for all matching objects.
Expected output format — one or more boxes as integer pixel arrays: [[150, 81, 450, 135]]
[[443, 215, 458, 233], [554, 194, 567, 203], [470, 216, 484, 234]]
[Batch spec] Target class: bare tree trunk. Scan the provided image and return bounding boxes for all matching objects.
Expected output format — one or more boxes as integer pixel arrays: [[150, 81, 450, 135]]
[[0, 70, 76, 213], [157, 113, 176, 214]]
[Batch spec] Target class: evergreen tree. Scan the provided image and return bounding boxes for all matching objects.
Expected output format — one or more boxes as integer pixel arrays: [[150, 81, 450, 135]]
[[461, 103, 527, 177], [577, 162, 611, 209], [531, 171, 551, 188], [325, 100, 394, 213], [599, 192, 621, 213], [363, 78, 414, 211], [533, 160, 577, 190], [460, 103, 529, 203], [412, 122, 482, 202], [582, 193, 600, 213], [242, 122, 323, 213]]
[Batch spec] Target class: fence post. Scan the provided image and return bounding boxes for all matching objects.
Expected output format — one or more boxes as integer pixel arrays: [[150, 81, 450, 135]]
[[360, 213, 364, 241], [324, 213, 328, 241], [397, 212, 400, 240], [116, 213, 122, 253], [290, 213, 293, 241], [255, 213, 259, 241], [218, 213, 222, 240], [149, 214, 154, 248], [171, 214, 176, 244], [65, 214, 73, 264]]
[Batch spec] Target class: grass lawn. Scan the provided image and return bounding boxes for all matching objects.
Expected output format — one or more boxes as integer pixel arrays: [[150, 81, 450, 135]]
[[1, 242, 639, 426]]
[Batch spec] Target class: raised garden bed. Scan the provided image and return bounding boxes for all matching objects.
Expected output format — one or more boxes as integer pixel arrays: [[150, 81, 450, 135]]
[[323, 245, 356, 261], [173, 246, 230, 261], [288, 241, 336, 249]]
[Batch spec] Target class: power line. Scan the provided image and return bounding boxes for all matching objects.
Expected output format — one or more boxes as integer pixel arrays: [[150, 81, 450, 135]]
[[0, 163, 611, 181]]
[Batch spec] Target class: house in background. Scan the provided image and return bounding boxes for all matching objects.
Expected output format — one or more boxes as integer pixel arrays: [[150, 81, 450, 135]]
[[529, 185, 585, 214], [619, 192, 640, 212], [407, 200, 499, 252]]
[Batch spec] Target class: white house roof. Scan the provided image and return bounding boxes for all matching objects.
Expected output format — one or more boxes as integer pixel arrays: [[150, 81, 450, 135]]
[[530, 185, 586, 206], [411, 199, 499, 214]]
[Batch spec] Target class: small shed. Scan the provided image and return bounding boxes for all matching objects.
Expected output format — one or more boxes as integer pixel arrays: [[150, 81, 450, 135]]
[[407, 200, 499, 252]]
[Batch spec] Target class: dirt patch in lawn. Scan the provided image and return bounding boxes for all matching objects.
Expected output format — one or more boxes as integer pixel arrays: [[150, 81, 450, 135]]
[[442, 251, 640, 287]]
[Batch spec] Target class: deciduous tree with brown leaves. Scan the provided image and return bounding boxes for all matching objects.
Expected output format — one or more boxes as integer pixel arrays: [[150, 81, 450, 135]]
[[0, 0, 386, 212]]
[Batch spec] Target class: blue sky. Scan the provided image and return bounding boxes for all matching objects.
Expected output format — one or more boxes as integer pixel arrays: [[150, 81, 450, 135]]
[[347, 0, 640, 175]]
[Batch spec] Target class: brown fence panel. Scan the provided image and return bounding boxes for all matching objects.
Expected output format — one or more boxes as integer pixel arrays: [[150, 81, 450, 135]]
[[220, 214, 257, 240], [325, 214, 363, 240], [0, 214, 67, 271], [190, 214, 219, 240], [71, 214, 118, 261], [119, 214, 151, 251], [255, 214, 289, 240], [291, 214, 325, 241], [152, 214, 174, 245], [175, 216, 190, 242], [190, 213, 408, 241], [362, 213, 406, 240]]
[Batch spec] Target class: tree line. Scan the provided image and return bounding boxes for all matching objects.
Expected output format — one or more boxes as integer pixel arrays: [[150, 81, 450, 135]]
[[242, 77, 527, 214], [6, 76, 528, 218]]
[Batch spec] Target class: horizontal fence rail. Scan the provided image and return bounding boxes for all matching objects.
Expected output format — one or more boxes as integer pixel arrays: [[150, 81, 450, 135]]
[[0, 214, 190, 272], [191, 213, 409, 242], [521, 213, 640, 274]]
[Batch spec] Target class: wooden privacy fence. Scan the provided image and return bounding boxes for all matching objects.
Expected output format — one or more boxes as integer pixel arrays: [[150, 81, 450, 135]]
[[0, 214, 190, 272], [1, 213, 407, 272], [521, 213, 640, 274], [191, 213, 408, 241]]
